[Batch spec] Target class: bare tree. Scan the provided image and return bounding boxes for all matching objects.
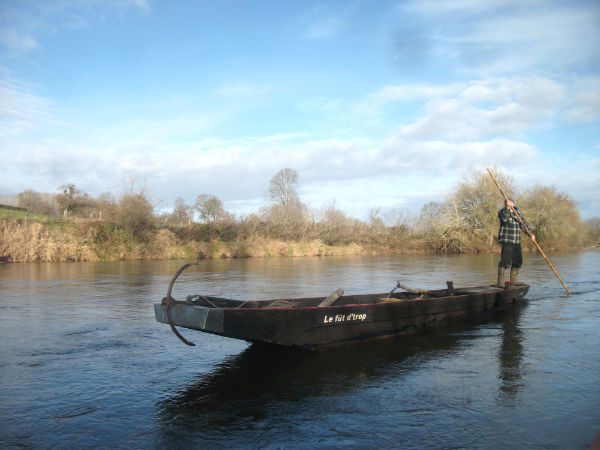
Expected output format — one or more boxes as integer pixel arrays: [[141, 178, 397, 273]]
[[520, 185, 582, 249], [584, 218, 600, 246], [56, 184, 93, 217], [451, 169, 516, 248], [264, 168, 308, 239], [170, 197, 193, 227], [418, 201, 464, 253], [96, 192, 117, 221], [316, 201, 357, 245], [17, 189, 43, 213], [383, 209, 415, 244], [368, 207, 386, 241], [115, 193, 155, 238], [263, 199, 308, 240], [268, 168, 299, 206], [195, 194, 226, 222], [237, 213, 263, 240]]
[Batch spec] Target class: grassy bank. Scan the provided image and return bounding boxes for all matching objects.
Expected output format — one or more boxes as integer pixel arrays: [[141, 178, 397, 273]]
[[5, 169, 595, 259], [0, 206, 48, 220], [2, 215, 588, 263], [0, 217, 387, 262]]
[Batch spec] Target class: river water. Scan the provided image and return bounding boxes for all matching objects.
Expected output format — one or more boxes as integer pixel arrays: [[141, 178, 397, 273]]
[[0, 251, 599, 449]]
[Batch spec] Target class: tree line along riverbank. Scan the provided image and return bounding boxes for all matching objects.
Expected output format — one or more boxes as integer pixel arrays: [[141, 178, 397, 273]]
[[0, 217, 379, 262], [1, 169, 598, 262]]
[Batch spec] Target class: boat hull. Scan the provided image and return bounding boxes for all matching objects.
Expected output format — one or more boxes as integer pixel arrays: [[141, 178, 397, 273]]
[[155, 284, 529, 350]]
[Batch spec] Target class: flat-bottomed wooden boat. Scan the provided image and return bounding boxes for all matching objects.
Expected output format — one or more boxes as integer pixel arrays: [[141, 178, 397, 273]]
[[155, 264, 529, 350]]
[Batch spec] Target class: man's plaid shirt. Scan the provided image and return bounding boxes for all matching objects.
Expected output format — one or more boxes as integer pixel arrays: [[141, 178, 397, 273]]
[[498, 207, 529, 244]]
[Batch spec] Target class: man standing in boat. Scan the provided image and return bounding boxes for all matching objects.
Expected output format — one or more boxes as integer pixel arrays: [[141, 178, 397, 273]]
[[497, 199, 535, 287]]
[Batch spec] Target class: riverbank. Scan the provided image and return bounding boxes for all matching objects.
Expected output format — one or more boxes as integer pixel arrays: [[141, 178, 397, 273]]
[[0, 217, 419, 262], [1, 216, 587, 263]]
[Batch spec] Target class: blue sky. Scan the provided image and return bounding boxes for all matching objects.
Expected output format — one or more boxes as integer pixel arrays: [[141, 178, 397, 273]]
[[1, 0, 599, 219]]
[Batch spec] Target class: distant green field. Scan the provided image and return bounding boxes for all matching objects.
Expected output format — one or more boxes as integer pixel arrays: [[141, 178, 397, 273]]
[[0, 207, 47, 220]]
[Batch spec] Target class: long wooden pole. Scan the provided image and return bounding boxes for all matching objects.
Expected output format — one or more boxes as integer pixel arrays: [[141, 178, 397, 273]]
[[487, 168, 571, 295]]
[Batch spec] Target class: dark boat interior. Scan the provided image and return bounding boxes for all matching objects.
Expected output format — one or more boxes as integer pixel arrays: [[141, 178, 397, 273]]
[[178, 285, 505, 310]]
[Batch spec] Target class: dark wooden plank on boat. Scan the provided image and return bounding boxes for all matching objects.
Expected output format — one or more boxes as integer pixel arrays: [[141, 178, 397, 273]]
[[318, 289, 344, 307]]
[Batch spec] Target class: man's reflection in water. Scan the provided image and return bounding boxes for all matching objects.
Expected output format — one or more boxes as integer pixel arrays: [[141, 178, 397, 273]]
[[497, 305, 525, 405]]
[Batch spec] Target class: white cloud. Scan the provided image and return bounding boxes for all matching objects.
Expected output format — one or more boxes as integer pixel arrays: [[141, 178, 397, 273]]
[[1, 70, 598, 217], [466, 7, 599, 73], [401, 0, 530, 16], [565, 76, 600, 123], [364, 76, 566, 140], [3, 113, 598, 219], [366, 83, 461, 106], [0, 125, 538, 215], [0, 0, 152, 53], [380, 137, 537, 173], [507, 154, 600, 219], [0, 78, 57, 135], [395, 0, 600, 75]]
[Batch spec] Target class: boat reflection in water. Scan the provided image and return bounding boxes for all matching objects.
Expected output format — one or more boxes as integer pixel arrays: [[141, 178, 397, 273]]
[[156, 303, 527, 446]]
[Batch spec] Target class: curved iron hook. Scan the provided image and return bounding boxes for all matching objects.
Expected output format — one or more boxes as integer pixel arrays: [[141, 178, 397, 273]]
[[164, 262, 199, 346]]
